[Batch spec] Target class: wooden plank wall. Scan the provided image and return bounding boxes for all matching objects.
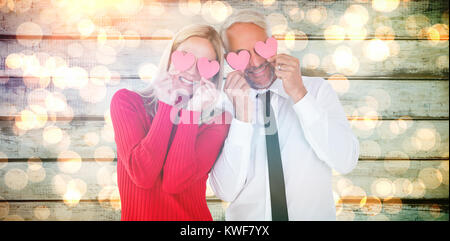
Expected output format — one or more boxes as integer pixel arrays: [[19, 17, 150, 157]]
[[0, 0, 448, 221]]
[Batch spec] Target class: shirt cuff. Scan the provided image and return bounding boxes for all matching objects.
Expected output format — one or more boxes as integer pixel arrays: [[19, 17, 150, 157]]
[[292, 91, 323, 127], [226, 118, 253, 146]]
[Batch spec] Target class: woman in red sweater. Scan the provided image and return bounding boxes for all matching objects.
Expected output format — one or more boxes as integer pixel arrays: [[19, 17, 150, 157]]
[[110, 25, 231, 221]]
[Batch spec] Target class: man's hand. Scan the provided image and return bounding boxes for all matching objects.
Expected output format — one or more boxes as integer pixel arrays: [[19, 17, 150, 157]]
[[268, 54, 307, 103], [224, 71, 254, 123]]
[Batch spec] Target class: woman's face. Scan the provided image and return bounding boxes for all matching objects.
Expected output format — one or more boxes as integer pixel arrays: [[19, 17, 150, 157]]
[[168, 36, 218, 99]]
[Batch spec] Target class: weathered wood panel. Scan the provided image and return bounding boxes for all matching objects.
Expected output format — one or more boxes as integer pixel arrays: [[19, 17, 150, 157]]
[[0, 200, 447, 221], [336, 201, 448, 221], [1, 38, 448, 78], [333, 160, 449, 199], [0, 119, 447, 160], [0, 200, 225, 221], [1, 0, 448, 222], [0, 160, 448, 200], [0, 0, 447, 39], [1, 78, 448, 119]]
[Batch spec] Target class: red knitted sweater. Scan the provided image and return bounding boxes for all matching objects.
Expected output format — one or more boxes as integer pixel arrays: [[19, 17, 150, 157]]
[[110, 88, 230, 221]]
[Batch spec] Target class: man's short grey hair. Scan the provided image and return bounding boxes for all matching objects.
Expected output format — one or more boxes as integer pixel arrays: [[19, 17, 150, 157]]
[[220, 10, 271, 51]]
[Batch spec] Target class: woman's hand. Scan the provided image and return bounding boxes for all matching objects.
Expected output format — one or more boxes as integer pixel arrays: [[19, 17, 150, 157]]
[[153, 73, 180, 106], [186, 78, 218, 112]]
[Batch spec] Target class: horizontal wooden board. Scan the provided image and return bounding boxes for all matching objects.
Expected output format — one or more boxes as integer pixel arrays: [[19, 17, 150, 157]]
[[0, 38, 448, 79], [332, 160, 449, 199], [0, 0, 447, 39], [0, 200, 224, 221], [0, 160, 447, 200], [1, 0, 448, 222], [0, 119, 447, 160], [336, 201, 448, 221], [0, 200, 447, 221], [0, 78, 448, 119]]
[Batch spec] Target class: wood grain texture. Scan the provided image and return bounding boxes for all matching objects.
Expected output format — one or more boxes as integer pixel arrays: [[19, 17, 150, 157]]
[[0, 160, 448, 200], [0, 0, 447, 39], [0, 38, 448, 79], [0, 200, 225, 221], [0, 200, 447, 221], [0, 119, 447, 160], [0, 78, 448, 119], [1, 0, 448, 221]]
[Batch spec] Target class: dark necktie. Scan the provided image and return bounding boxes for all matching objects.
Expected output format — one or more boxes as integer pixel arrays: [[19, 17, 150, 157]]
[[259, 91, 289, 221]]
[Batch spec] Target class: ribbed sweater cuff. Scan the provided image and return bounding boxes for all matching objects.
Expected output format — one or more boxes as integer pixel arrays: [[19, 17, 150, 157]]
[[174, 109, 200, 147], [142, 100, 175, 146]]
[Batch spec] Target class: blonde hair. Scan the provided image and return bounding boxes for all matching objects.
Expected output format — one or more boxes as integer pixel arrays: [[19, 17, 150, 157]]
[[135, 24, 225, 124], [220, 10, 271, 51]]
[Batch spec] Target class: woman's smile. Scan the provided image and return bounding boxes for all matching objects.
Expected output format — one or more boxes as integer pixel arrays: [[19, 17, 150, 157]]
[[179, 75, 194, 85]]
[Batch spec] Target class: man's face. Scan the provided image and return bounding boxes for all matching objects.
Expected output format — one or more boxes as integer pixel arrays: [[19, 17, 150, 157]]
[[226, 22, 275, 89]]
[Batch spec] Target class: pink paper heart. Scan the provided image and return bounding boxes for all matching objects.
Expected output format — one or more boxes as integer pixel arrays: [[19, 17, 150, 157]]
[[226, 50, 250, 71], [171, 51, 196, 72], [197, 57, 219, 79], [254, 36, 277, 59]]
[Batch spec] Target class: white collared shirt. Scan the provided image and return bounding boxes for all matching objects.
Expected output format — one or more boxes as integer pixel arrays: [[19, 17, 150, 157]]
[[209, 77, 360, 221]]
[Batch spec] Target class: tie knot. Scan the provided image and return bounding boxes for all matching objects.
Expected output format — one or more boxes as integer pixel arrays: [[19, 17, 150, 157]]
[[257, 91, 272, 126], [256, 90, 271, 101]]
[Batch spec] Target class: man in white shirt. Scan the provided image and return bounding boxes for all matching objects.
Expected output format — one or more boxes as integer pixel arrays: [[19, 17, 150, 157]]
[[209, 10, 360, 221]]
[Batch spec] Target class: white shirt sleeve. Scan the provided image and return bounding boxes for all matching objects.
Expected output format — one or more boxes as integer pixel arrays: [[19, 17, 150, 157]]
[[209, 117, 254, 202], [292, 78, 360, 174]]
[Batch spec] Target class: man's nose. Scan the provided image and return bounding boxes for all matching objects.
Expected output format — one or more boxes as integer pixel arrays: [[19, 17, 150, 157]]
[[249, 51, 266, 68]]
